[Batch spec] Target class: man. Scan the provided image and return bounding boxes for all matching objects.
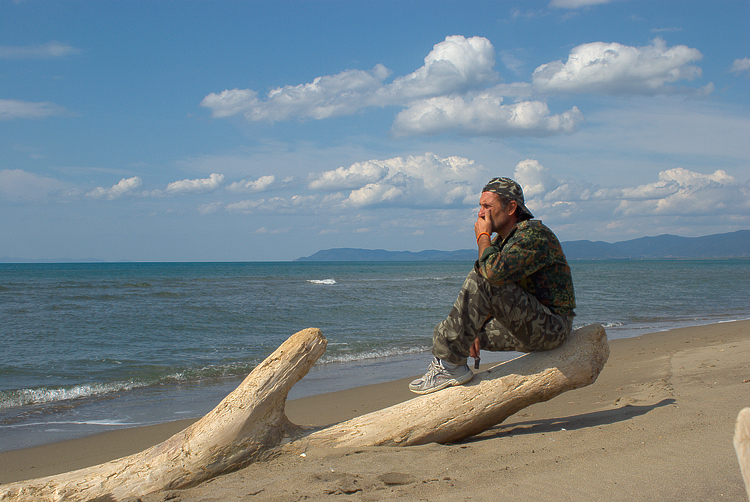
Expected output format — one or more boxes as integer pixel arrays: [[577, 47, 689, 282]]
[[409, 177, 576, 394]]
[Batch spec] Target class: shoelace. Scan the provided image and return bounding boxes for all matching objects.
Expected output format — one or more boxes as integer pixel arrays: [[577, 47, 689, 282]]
[[424, 359, 446, 381]]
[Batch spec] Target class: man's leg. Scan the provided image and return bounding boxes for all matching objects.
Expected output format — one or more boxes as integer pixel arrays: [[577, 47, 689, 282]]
[[478, 289, 572, 353], [410, 267, 572, 394], [432, 267, 572, 364], [408, 269, 482, 394], [431, 268, 493, 364]]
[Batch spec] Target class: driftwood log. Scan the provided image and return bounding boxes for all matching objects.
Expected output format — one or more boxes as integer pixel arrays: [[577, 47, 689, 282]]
[[1, 324, 609, 501], [736, 407, 750, 500]]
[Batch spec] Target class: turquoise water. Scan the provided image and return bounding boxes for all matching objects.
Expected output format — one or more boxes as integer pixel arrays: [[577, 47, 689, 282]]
[[1, 259, 749, 451]]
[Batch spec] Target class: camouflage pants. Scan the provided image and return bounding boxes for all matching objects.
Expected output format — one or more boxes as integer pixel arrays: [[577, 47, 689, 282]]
[[432, 267, 573, 364]]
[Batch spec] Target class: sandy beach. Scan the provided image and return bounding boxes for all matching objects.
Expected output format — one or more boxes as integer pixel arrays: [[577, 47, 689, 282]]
[[2, 320, 749, 501]]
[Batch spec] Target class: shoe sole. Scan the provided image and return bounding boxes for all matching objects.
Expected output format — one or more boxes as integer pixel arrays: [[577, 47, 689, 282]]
[[408, 372, 473, 395]]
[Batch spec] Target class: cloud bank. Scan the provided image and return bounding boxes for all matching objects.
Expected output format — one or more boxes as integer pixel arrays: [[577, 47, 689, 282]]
[[6, 151, 748, 243], [202, 35, 708, 138], [201, 36, 498, 122], [201, 36, 582, 138], [513, 159, 750, 228]]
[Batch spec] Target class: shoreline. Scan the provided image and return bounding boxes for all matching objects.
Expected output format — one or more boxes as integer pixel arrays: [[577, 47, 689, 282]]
[[3, 317, 745, 455], [2, 320, 749, 501]]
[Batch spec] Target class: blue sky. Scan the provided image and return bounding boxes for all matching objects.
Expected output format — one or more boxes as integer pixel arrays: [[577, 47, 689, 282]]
[[1, 0, 749, 261]]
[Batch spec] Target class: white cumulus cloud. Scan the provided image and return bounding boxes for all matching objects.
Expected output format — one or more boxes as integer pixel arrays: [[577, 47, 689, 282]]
[[310, 153, 484, 208], [201, 35, 590, 138], [532, 38, 705, 95], [392, 91, 583, 137], [164, 173, 224, 194], [201, 36, 497, 122], [513, 159, 560, 198], [376, 35, 497, 102], [87, 176, 143, 200], [731, 57, 750, 74], [613, 168, 748, 216], [510, 160, 750, 230], [511, 160, 594, 220], [227, 175, 276, 193], [202, 66, 390, 121], [308, 162, 388, 191], [347, 183, 404, 207]]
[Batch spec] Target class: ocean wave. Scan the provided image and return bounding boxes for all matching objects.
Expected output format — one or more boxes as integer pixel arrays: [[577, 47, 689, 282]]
[[318, 345, 429, 364], [0, 349, 412, 410], [573, 321, 625, 330], [0, 381, 142, 410], [718, 317, 750, 324], [0, 361, 261, 410], [307, 279, 336, 285], [0, 419, 141, 430], [164, 361, 257, 381]]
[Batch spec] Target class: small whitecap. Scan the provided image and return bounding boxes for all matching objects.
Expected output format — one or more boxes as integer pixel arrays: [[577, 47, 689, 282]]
[[307, 279, 336, 285]]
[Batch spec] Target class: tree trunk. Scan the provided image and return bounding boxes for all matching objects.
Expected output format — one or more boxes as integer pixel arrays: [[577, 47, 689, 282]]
[[736, 407, 750, 501], [302, 322, 609, 447], [1, 324, 609, 502], [0, 328, 328, 502]]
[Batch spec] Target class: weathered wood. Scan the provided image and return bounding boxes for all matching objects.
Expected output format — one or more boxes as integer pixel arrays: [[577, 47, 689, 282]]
[[302, 323, 609, 447], [736, 407, 750, 501], [1, 324, 609, 501], [0, 328, 328, 502]]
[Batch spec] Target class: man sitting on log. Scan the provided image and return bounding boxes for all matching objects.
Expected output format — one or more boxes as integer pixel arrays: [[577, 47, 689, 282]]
[[409, 177, 577, 394]]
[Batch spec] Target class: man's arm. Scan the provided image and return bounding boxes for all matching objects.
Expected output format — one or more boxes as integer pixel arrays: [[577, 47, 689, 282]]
[[474, 211, 494, 258], [477, 222, 553, 285]]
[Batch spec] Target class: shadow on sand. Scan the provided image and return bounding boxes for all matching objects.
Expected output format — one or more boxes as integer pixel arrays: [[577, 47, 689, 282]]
[[464, 398, 676, 442]]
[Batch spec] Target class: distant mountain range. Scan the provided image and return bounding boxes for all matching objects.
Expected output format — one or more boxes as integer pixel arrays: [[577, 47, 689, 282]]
[[296, 230, 750, 261]]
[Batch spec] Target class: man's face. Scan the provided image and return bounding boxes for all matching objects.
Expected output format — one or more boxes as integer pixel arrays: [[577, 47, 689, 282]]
[[479, 191, 517, 235]]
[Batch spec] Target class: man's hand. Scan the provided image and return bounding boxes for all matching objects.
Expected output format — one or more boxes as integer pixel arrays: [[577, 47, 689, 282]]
[[470, 337, 481, 369], [469, 336, 481, 359], [475, 210, 494, 257], [474, 209, 493, 238]]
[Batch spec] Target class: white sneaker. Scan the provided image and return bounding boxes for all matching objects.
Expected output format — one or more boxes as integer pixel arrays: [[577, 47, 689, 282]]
[[408, 357, 473, 394]]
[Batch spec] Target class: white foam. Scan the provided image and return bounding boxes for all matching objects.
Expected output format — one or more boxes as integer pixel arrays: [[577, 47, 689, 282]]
[[0, 381, 141, 409], [318, 345, 428, 364], [308, 279, 336, 285]]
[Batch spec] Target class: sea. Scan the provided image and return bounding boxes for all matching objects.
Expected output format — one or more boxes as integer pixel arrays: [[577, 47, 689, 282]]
[[1, 259, 749, 452]]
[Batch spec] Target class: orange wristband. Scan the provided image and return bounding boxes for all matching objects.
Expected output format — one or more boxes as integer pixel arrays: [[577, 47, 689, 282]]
[[476, 232, 491, 244]]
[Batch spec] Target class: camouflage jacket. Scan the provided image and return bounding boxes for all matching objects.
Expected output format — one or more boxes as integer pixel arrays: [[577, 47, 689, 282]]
[[476, 220, 576, 317]]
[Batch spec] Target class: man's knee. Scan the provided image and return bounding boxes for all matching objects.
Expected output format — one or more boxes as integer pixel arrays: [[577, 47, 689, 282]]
[[527, 315, 573, 351], [480, 313, 572, 353]]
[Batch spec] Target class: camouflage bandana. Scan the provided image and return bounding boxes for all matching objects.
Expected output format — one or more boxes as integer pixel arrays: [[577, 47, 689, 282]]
[[482, 177, 534, 219]]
